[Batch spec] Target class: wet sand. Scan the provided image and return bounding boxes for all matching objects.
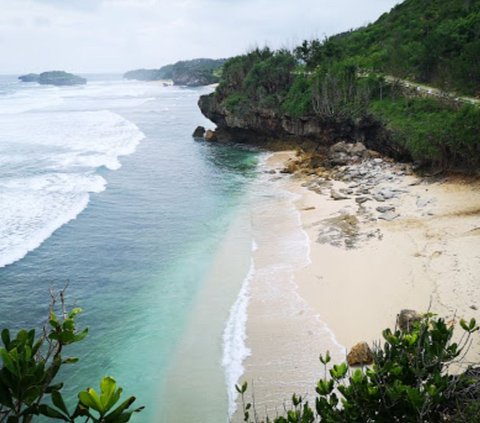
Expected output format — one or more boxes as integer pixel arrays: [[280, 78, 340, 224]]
[[237, 151, 480, 420]]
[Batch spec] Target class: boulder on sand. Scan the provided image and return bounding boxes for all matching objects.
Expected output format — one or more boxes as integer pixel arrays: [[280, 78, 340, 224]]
[[347, 342, 374, 366]]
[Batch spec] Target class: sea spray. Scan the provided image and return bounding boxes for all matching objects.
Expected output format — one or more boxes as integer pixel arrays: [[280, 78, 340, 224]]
[[222, 242, 257, 417]]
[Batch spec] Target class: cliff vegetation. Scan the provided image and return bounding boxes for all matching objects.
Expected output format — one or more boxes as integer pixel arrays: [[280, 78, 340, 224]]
[[124, 58, 226, 87], [199, 0, 480, 172]]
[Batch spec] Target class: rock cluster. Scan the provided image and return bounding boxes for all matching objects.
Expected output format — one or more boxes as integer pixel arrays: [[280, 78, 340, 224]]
[[191, 127, 218, 142], [328, 141, 370, 165]]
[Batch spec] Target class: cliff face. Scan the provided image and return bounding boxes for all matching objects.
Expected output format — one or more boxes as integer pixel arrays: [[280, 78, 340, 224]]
[[198, 92, 406, 158]]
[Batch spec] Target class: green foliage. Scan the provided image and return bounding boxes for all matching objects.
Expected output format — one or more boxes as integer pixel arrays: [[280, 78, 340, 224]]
[[217, 48, 295, 109], [213, 1, 480, 170], [237, 314, 480, 423], [282, 74, 313, 117], [0, 293, 143, 422], [294, 0, 480, 96], [369, 97, 480, 169], [224, 93, 249, 113]]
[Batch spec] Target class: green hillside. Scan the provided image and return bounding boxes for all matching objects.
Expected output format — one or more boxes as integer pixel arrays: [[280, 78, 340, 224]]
[[297, 0, 480, 96], [206, 0, 480, 171]]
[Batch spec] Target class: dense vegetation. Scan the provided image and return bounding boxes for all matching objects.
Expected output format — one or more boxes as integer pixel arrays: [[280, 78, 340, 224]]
[[124, 58, 226, 86], [212, 0, 480, 170], [237, 314, 480, 423], [0, 291, 143, 422], [295, 0, 480, 96]]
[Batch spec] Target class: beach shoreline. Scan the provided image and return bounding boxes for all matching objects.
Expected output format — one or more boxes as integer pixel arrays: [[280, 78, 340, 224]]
[[236, 150, 480, 419]]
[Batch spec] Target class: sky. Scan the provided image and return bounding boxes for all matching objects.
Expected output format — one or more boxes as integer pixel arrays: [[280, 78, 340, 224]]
[[0, 0, 400, 74]]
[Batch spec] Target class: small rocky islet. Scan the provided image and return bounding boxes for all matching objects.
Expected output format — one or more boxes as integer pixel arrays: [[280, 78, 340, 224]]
[[18, 71, 87, 86]]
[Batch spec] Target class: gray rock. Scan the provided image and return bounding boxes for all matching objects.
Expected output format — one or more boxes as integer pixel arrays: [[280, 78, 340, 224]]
[[192, 126, 206, 138], [355, 197, 370, 204], [378, 188, 395, 200], [330, 190, 349, 201], [378, 211, 400, 221], [376, 205, 396, 213], [328, 142, 368, 166], [416, 197, 431, 208]]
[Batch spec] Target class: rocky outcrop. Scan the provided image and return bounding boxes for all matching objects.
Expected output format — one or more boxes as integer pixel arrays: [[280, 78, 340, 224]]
[[18, 73, 40, 82], [328, 141, 369, 165], [19, 71, 86, 86], [198, 92, 408, 159], [204, 129, 217, 141], [192, 126, 206, 138], [347, 342, 374, 366]]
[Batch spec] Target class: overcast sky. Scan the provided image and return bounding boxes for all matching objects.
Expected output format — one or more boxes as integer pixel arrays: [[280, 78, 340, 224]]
[[0, 0, 400, 74]]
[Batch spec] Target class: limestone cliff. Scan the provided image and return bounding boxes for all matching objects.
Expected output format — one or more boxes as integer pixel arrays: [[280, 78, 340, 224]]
[[198, 92, 407, 159]]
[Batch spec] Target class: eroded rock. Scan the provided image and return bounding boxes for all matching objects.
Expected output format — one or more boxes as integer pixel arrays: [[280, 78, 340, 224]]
[[192, 126, 206, 138], [347, 342, 374, 366], [204, 129, 218, 141]]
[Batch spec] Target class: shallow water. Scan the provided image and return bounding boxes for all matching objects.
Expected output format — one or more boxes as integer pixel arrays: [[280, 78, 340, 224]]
[[0, 75, 262, 422]]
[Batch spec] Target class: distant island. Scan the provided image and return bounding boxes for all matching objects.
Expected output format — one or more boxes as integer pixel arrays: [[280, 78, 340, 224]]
[[124, 58, 226, 87], [18, 71, 87, 86]]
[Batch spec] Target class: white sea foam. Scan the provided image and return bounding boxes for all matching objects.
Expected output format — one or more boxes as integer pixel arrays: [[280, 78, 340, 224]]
[[222, 252, 256, 417], [0, 88, 64, 114], [0, 84, 146, 268], [0, 174, 106, 268]]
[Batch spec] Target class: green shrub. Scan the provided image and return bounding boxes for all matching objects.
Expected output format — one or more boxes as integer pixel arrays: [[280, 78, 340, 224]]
[[369, 97, 480, 169], [224, 93, 249, 113], [0, 291, 143, 422], [237, 314, 479, 423], [282, 75, 313, 117]]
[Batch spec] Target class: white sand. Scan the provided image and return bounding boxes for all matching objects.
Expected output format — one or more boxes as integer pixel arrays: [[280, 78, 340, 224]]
[[238, 151, 480, 419]]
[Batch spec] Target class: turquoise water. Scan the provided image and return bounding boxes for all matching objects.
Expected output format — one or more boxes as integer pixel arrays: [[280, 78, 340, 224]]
[[0, 75, 261, 421]]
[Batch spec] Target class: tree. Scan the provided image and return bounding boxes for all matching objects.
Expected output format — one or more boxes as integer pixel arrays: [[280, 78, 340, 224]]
[[0, 289, 143, 422], [237, 314, 480, 423]]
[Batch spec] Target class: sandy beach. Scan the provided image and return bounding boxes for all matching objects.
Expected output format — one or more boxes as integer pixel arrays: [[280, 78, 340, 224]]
[[237, 150, 480, 419]]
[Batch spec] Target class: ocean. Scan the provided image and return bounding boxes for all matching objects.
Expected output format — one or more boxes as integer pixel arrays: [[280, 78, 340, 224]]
[[0, 74, 265, 422]]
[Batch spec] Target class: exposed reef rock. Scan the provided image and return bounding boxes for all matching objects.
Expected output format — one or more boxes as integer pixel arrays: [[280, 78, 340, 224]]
[[198, 93, 407, 159], [192, 126, 206, 138], [204, 129, 217, 141], [19, 71, 86, 86]]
